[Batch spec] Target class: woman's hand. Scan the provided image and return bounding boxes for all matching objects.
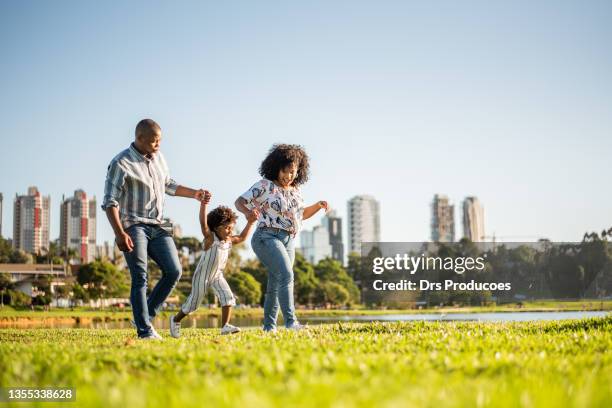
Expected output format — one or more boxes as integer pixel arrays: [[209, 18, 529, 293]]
[[303, 200, 330, 220], [317, 201, 329, 213], [247, 208, 260, 223]]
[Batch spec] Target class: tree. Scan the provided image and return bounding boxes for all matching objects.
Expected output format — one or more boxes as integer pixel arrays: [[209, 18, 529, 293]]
[[0, 272, 13, 307], [315, 282, 350, 306], [77, 261, 129, 300], [293, 252, 318, 305], [226, 270, 262, 305], [314, 258, 360, 305], [242, 259, 267, 305]]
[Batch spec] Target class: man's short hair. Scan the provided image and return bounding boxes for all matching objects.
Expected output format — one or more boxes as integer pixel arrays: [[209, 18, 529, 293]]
[[135, 119, 161, 139]]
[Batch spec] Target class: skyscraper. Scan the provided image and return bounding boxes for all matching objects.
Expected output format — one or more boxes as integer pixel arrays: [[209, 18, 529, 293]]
[[347, 195, 380, 254], [13, 187, 51, 254], [322, 210, 344, 263], [462, 196, 485, 242], [299, 210, 345, 265], [300, 225, 332, 265], [431, 194, 454, 242], [60, 190, 97, 263]]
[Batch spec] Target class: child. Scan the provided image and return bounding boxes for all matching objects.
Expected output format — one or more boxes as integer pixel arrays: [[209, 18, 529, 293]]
[[170, 193, 259, 337]]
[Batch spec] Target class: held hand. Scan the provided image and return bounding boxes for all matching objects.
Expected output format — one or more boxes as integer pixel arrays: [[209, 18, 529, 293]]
[[116, 232, 134, 252], [318, 200, 330, 213], [194, 189, 211, 203], [247, 208, 260, 223]]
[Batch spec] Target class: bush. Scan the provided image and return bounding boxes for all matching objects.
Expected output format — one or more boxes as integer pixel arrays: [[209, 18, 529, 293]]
[[226, 271, 262, 305]]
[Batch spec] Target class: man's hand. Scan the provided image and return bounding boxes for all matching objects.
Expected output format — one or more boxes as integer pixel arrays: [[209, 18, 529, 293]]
[[116, 231, 134, 252], [246, 208, 260, 223], [194, 189, 211, 203]]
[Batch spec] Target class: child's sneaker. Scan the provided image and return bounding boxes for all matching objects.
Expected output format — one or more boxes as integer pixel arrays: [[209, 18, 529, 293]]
[[169, 315, 181, 338], [286, 322, 308, 331], [221, 323, 241, 335]]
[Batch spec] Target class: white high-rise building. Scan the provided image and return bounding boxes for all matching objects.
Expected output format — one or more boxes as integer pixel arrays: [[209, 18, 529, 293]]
[[60, 190, 97, 263], [300, 225, 332, 265], [462, 196, 485, 242], [347, 195, 380, 254], [13, 187, 51, 254]]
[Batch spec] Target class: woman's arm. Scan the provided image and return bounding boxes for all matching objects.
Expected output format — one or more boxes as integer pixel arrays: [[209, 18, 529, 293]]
[[234, 196, 251, 216], [302, 201, 329, 221]]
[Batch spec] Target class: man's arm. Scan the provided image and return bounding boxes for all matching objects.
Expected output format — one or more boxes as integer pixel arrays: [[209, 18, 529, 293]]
[[231, 209, 260, 245], [101, 160, 133, 251], [105, 207, 134, 252], [174, 185, 208, 201]]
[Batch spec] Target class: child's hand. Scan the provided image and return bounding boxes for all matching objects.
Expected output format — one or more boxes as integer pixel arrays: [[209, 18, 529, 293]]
[[247, 208, 260, 223], [318, 201, 329, 213]]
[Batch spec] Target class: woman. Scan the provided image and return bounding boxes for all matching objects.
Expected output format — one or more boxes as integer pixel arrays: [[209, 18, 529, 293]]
[[235, 144, 329, 332]]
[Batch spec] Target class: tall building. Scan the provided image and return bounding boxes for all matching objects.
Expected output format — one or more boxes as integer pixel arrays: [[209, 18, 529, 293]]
[[322, 210, 344, 263], [347, 195, 380, 254], [300, 210, 345, 265], [0, 192, 3, 237], [300, 225, 332, 265], [431, 194, 455, 242], [462, 196, 485, 242], [13, 187, 51, 254], [60, 190, 97, 263]]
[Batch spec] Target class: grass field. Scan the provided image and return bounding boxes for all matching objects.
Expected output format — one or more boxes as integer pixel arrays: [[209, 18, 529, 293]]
[[1, 316, 611, 407]]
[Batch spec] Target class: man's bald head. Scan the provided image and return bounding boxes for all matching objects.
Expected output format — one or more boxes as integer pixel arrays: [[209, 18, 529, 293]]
[[135, 119, 161, 140]]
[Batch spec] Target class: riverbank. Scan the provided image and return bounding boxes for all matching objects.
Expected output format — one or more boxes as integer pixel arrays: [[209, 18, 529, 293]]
[[0, 300, 610, 326]]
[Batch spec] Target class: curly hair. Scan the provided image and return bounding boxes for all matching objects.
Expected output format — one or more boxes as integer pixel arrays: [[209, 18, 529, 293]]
[[258, 144, 310, 186], [207, 206, 238, 232]]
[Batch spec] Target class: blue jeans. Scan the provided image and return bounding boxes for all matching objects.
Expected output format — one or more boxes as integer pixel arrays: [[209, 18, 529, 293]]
[[251, 227, 297, 330], [123, 223, 182, 337]]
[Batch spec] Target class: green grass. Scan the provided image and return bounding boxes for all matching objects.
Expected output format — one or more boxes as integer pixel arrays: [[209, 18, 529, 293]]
[[1, 317, 611, 407]]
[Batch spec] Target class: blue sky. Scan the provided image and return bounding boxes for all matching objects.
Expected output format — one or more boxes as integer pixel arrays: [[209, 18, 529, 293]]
[[0, 0, 611, 249]]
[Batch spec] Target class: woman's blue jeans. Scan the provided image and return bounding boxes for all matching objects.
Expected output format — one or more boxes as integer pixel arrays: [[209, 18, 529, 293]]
[[123, 223, 182, 338], [251, 227, 297, 331]]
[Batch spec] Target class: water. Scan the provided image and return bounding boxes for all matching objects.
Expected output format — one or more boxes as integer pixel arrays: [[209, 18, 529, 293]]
[[1, 311, 608, 329]]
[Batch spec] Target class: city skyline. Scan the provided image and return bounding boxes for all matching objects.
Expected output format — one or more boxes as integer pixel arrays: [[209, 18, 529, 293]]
[[1, 2, 611, 246]]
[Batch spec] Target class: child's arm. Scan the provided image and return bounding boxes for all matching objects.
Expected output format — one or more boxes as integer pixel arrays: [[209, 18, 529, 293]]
[[199, 192, 215, 250], [231, 209, 260, 245], [302, 201, 329, 221]]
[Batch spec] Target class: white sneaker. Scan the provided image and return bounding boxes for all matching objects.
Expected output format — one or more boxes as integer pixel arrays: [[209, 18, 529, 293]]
[[138, 334, 161, 341], [286, 322, 307, 331], [221, 323, 241, 335], [169, 315, 181, 338], [151, 327, 163, 340]]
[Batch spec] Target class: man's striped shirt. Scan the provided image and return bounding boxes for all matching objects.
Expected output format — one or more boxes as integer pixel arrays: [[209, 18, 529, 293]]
[[101, 143, 179, 229]]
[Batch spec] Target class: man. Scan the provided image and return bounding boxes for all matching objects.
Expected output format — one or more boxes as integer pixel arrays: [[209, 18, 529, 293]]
[[102, 118, 208, 340]]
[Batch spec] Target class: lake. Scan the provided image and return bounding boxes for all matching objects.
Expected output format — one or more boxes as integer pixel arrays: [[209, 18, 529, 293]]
[[2, 310, 608, 329]]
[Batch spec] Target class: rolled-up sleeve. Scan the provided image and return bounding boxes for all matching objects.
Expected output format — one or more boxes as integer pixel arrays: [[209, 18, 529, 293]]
[[101, 161, 126, 210], [165, 175, 178, 196]]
